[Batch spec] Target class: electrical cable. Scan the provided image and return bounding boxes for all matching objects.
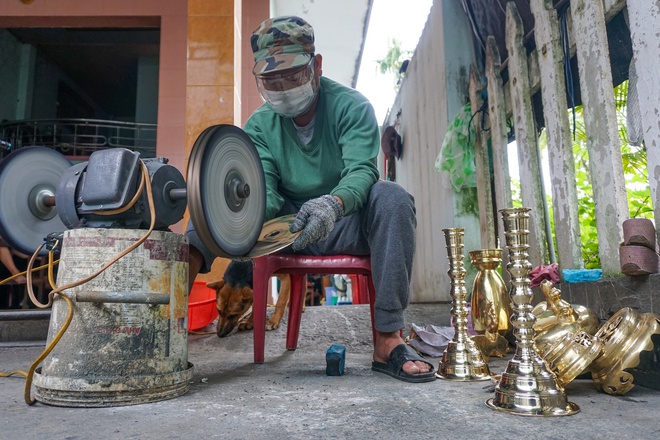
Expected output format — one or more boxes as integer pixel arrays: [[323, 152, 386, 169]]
[[459, 0, 487, 71], [0, 260, 59, 286], [558, 3, 576, 140], [467, 99, 490, 147], [0, 160, 157, 405], [460, 0, 486, 53]]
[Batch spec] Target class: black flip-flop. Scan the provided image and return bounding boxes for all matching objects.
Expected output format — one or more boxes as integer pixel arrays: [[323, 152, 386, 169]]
[[371, 344, 436, 383]]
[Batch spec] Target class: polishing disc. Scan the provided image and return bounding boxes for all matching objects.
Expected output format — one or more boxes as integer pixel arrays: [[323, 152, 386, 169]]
[[187, 125, 266, 258], [0, 147, 71, 255]]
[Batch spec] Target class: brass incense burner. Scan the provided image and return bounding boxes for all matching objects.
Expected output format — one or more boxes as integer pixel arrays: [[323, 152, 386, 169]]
[[590, 307, 660, 395], [529, 280, 602, 387], [542, 331, 604, 388], [532, 280, 600, 357]]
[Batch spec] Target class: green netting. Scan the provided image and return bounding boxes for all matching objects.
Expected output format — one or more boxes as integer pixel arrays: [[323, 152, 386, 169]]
[[434, 103, 476, 191]]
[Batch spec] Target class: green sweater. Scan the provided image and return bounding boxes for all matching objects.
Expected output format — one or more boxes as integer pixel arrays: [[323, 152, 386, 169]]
[[243, 76, 380, 221]]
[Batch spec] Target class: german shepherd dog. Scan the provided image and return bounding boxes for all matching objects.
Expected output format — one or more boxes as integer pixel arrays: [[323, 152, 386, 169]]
[[207, 260, 291, 337]]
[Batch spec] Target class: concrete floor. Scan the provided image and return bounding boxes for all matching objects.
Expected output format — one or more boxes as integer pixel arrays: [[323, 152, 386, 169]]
[[1, 303, 660, 439]]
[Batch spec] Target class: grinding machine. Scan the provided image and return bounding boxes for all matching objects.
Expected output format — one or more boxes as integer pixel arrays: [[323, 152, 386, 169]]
[[0, 125, 284, 407]]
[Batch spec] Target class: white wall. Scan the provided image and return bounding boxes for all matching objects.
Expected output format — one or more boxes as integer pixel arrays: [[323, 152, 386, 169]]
[[270, 0, 371, 87], [382, 0, 479, 302]]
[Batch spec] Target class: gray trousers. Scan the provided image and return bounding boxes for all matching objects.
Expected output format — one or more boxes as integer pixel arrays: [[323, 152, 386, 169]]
[[186, 180, 417, 333]]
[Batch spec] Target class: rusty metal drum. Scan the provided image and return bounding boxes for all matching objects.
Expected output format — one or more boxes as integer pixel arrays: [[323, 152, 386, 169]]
[[33, 228, 193, 407]]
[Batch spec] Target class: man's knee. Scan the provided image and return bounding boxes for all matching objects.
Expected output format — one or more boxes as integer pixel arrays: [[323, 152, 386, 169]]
[[369, 181, 416, 214]]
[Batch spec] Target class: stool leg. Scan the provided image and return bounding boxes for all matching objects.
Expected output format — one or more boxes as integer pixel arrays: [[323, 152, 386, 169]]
[[252, 259, 270, 364], [286, 274, 306, 351], [357, 275, 368, 305]]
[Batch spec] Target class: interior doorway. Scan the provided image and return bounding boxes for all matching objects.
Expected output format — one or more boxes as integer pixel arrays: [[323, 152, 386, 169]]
[[0, 26, 160, 159]]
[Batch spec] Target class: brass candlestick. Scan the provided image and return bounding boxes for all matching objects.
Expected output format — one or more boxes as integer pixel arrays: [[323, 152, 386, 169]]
[[486, 208, 579, 416], [437, 228, 491, 381]]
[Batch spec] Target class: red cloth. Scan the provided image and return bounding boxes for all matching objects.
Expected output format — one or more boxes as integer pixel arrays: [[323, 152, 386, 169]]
[[529, 263, 560, 288]]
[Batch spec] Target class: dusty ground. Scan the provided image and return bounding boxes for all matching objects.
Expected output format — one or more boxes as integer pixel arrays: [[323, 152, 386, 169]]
[[1, 303, 660, 439]]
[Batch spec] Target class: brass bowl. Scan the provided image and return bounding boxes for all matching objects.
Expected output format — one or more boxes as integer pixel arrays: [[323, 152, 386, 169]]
[[590, 308, 660, 395]]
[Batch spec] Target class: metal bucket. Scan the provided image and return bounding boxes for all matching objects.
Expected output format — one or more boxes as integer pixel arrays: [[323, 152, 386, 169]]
[[33, 228, 193, 407]]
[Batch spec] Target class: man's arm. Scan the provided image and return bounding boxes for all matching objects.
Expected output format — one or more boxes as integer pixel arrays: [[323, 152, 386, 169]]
[[243, 113, 285, 222], [329, 94, 380, 215], [1, 246, 27, 284]]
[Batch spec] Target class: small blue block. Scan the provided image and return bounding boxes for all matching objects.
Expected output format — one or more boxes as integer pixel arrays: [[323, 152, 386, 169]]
[[325, 344, 346, 376], [563, 269, 603, 283]]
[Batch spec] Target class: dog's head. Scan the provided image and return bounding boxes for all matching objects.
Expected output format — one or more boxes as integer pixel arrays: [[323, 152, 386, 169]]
[[207, 279, 253, 338]]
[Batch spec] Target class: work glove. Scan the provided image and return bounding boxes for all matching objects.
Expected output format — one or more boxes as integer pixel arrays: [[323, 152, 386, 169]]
[[290, 195, 344, 251]]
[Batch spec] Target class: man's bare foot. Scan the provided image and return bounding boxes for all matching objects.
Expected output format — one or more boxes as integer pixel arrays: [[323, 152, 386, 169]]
[[373, 331, 432, 375]]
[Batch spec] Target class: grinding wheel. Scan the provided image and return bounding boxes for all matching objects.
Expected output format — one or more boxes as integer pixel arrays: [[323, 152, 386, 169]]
[[0, 146, 72, 256], [187, 125, 266, 258]]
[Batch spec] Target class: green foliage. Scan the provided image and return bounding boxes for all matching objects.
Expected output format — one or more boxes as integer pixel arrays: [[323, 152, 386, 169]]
[[573, 142, 601, 268], [510, 177, 522, 208], [375, 38, 412, 90]]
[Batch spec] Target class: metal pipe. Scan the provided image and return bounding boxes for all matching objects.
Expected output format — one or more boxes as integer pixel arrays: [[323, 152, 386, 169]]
[[43, 195, 56, 207], [169, 188, 187, 201], [0, 310, 51, 321], [72, 291, 170, 304]]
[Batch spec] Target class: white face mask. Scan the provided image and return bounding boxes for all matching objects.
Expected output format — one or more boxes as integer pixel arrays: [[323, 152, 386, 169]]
[[264, 79, 317, 118]]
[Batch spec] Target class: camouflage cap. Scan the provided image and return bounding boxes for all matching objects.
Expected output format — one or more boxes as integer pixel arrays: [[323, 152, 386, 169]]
[[251, 16, 315, 75]]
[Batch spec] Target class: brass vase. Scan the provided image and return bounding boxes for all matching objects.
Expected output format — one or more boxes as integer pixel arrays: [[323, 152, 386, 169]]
[[469, 249, 511, 359], [470, 249, 511, 334], [486, 208, 579, 416], [436, 228, 492, 381]]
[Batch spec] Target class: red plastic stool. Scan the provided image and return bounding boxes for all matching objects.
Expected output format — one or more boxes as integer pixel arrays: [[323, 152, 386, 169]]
[[252, 254, 376, 364]]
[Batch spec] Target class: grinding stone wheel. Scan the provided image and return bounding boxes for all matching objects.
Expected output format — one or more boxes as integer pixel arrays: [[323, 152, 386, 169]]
[[0, 146, 72, 256], [187, 125, 266, 258]]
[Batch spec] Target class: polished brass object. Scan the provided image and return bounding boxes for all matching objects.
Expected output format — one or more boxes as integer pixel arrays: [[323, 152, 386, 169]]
[[486, 208, 579, 416], [542, 331, 603, 387], [245, 214, 302, 257], [436, 228, 492, 381], [590, 307, 660, 395], [532, 280, 600, 357], [471, 331, 509, 361], [469, 249, 510, 359], [470, 249, 511, 335]]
